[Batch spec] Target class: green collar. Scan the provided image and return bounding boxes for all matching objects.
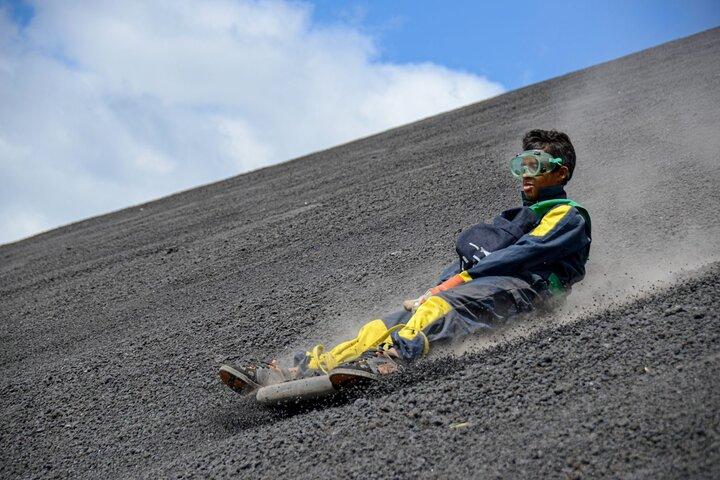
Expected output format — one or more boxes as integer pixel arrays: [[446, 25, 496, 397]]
[[529, 198, 591, 236]]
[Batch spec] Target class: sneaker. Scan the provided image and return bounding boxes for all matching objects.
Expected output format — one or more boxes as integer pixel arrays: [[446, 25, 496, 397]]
[[329, 348, 406, 387], [218, 360, 297, 396]]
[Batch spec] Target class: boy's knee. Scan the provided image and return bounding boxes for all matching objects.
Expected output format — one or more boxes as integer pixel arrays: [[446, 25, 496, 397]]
[[401, 296, 453, 336], [391, 296, 453, 361]]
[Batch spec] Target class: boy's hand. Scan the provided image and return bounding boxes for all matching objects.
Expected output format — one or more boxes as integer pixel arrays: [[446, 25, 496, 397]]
[[403, 291, 431, 312], [403, 272, 471, 312]]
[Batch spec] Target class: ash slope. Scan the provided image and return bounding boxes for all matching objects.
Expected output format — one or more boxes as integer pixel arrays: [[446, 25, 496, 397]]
[[2, 28, 720, 479], [162, 261, 720, 479]]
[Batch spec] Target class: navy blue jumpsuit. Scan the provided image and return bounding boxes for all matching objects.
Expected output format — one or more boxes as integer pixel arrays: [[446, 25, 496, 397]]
[[386, 186, 592, 360]]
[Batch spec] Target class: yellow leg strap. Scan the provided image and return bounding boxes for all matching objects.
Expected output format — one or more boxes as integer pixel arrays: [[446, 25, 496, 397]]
[[306, 319, 402, 373], [397, 296, 453, 355], [306, 296, 453, 372]]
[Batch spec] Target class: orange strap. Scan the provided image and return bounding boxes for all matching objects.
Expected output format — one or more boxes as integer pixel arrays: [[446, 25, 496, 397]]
[[428, 272, 469, 295]]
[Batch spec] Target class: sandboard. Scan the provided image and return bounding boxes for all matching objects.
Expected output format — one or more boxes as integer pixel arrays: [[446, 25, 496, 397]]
[[255, 374, 336, 405], [254, 370, 379, 406]]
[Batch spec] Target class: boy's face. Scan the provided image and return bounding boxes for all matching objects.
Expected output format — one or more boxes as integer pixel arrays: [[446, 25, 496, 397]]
[[520, 153, 569, 200]]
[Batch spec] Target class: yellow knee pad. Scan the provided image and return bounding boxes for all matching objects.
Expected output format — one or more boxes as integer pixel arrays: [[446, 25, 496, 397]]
[[397, 296, 453, 354]]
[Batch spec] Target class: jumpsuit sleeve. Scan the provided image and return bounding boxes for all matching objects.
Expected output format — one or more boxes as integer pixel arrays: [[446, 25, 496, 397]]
[[463, 204, 591, 280], [436, 260, 463, 284]]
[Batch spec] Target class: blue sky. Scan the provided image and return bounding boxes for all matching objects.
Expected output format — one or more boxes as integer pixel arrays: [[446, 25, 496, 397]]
[[310, 0, 720, 89], [0, 0, 718, 245], [4, 1, 719, 89]]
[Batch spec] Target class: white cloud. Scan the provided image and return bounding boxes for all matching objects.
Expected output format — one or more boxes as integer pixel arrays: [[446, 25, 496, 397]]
[[134, 150, 175, 174], [0, 0, 504, 245]]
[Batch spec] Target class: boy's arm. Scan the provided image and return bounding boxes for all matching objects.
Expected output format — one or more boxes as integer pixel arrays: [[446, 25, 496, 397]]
[[436, 260, 463, 284], [404, 269, 471, 311], [439, 205, 589, 286], [463, 204, 590, 280], [403, 205, 589, 311]]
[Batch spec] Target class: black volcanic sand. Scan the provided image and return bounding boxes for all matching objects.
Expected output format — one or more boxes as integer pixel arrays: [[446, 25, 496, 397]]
[[2, 28, 720, 479]]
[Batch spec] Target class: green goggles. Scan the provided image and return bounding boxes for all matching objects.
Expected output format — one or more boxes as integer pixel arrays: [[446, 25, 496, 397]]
[[510, 150, 563, 177]]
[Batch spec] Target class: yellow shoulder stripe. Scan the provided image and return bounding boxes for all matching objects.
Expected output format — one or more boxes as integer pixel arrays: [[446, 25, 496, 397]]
[[529, 204, 572, 237]]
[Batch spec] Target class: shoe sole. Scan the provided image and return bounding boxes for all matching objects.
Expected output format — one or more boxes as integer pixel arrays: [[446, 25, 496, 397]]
[[218, 365, 261, 396], [328, 368, 379, 389]]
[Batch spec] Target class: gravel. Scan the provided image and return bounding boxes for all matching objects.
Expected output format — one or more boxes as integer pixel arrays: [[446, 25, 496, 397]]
[[1, 27, 719, 479]]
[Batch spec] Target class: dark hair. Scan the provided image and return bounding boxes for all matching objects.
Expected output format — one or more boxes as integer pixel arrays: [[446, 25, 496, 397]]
[[522, 129, 576, 183]]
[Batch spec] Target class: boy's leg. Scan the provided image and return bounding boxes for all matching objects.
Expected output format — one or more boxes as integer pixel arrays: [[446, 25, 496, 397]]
[[389, 276, 541, 360], [297, 312, 411, 374], [297, 275, 541, 374]]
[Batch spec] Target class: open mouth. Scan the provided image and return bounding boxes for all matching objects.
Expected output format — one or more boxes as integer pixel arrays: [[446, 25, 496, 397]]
[[523, 179, 534, 193]]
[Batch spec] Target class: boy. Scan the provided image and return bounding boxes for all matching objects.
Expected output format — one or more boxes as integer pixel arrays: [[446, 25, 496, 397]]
[[219, 129, 591, 392]]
